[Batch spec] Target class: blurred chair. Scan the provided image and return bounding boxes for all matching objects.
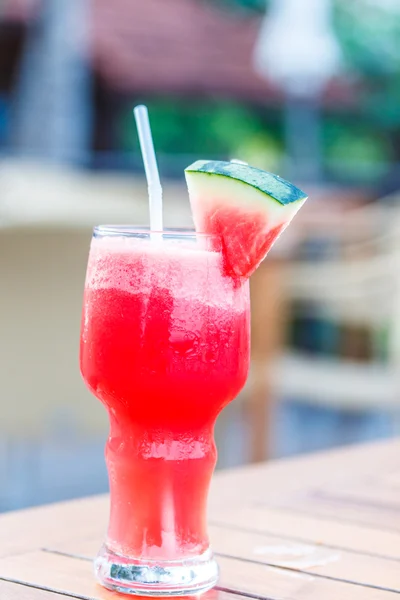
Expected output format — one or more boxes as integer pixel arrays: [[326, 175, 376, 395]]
[[246, 198, 400, 463], [246, 259, 288, 463], [275, 204, 400, 410]]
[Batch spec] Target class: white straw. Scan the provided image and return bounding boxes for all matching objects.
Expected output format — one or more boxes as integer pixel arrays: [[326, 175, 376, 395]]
[[134, 105, 163, 234]]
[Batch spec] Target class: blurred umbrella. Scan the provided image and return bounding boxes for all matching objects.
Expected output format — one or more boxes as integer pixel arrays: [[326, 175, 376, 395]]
[[253, 0, 342, 181], [254, 0, 341, 97]]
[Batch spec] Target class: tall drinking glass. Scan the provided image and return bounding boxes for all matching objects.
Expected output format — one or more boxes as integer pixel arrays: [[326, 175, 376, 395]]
[[80, 227, 250, 596]]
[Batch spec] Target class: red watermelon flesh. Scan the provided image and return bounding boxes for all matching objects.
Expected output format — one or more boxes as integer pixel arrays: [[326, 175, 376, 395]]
[[203, 202, 285, 279]]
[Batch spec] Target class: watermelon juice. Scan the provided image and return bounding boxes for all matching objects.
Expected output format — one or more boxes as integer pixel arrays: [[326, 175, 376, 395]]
[[80, 227, 250, 592]]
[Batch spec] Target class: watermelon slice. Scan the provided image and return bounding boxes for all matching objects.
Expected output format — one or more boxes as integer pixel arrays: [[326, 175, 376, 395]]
[[185, 160, 307, 279]]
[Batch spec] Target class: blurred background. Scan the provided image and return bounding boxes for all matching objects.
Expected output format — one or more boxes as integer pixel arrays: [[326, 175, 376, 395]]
[[1, 0, 400, 511]]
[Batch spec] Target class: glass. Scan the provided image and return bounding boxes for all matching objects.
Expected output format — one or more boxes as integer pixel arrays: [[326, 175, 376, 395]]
[[80, 226, 250, 596]]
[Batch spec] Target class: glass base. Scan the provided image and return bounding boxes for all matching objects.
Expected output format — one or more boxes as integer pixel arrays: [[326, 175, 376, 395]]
[[94, 544, 219, 596]]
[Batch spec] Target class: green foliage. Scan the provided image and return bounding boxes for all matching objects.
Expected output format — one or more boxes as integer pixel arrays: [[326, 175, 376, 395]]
[[364, 78, 400, 128], [333, 0, 400, 127], [333, 0, 400, 77], [119, 98, 282, 167], [324, 117, 393, 181]]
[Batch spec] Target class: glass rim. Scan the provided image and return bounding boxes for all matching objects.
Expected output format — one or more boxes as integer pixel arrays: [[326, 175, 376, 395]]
[[93, 225, 216, 239]]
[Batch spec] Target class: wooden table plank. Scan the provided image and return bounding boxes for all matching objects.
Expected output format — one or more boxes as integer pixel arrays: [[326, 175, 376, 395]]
[[309, 469, 400, 510], [211, 506, 400, 559], [209, 438, 400, 513], [0, 581, 62, 600], [275, 491, 400, 532], [212, 526, 400, 592], [0, 496, 108, 559], [217, 555, 400, 600]]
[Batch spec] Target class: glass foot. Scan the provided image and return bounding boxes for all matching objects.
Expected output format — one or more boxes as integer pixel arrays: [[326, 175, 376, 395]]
[[94, 544, 219, 596]]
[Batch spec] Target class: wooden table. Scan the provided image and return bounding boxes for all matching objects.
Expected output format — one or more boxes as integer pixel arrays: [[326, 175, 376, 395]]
[[1, 438, 399, 599]]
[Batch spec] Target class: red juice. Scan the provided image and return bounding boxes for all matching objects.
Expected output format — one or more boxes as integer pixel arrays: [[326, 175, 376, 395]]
[[80, 231, 250, 563]]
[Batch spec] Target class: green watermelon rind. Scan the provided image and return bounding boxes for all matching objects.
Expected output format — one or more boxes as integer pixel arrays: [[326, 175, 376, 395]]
[[185, 160, 307, 206]]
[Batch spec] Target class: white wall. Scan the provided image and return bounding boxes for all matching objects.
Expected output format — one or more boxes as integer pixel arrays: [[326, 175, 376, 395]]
[[0, 228, 107, 437]]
